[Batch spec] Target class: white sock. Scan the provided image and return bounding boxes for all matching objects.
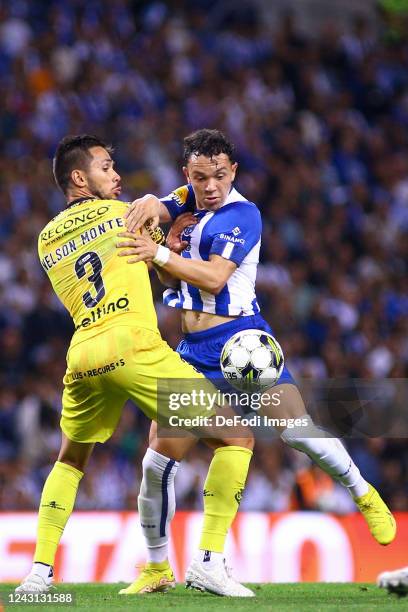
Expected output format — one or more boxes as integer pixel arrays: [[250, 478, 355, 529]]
[[194, 549, 224, 569], [281, 415, 369, 498], [148, 543, 169, 563], [138, 447, 179, 561], [32, 562, 53, 581]]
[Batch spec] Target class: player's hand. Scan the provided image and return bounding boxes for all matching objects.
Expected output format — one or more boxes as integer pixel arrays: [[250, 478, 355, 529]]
[[141, 217, 165, 244], [166, 212, 197, 253], [124, 194, 161, 232], [117, 232, 158, 263]]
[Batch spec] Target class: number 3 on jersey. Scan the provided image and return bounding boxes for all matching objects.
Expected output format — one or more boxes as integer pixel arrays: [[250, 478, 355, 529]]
[[75, 251, 105, 308]]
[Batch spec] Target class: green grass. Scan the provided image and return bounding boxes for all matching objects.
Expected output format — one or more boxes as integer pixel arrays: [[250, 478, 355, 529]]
[[1, 583, 406, 611]]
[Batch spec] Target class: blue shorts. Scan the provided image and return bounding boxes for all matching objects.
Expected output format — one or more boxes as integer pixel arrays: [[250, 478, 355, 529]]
[[177, 313, 296, 389]]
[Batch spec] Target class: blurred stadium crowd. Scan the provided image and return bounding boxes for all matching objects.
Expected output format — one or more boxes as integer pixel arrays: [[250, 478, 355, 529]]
[[0, 0, 407, 514]]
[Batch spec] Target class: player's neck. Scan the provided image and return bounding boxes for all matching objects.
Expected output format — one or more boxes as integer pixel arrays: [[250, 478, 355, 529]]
[[66, 187, 97, 206]]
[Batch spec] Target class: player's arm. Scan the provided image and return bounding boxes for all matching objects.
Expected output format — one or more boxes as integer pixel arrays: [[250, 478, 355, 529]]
[[154, 212, 198, 290], [142, 220, 180, 288], [125, 185, 196, 232], [143, 212, 198, 289], [125, 194, 170, 232], [152, 263, 180, 289], [117, 232, 236, 295], [161, 252, 236, 295]]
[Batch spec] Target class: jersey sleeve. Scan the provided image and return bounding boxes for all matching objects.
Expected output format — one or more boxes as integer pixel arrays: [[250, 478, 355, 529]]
[[209, 202, 261, 266], [160, 184, 196, 220]]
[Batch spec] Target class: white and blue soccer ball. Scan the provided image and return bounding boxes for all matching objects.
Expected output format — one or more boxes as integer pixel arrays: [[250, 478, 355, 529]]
[[220, 329, 284, 391]]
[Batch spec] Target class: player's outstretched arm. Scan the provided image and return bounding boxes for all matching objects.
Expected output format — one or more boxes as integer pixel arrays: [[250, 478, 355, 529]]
[[121, 212, 197, 289], [162, 252, 236, 294], [117, 233, 236, 294], [125, 194, 171, 232]]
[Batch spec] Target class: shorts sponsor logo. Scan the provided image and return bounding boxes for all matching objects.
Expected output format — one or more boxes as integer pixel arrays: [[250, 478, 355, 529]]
[[71, 359, 126, 380]]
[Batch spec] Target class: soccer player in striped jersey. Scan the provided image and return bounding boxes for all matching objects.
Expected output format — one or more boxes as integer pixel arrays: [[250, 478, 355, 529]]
[[16, 134, 254, 597], [119, 128, 396, 595]]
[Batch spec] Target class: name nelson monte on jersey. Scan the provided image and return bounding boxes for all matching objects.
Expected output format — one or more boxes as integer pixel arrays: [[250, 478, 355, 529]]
[[40, 216, 124, 271]]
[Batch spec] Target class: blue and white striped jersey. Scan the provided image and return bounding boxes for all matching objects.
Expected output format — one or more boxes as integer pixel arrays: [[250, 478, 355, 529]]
[[161, 184, 261, 316]]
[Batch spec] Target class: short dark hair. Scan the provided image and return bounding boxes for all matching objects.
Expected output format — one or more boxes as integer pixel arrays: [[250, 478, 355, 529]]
[[53, 134, 113, 194], [183, 129, 235, 164]]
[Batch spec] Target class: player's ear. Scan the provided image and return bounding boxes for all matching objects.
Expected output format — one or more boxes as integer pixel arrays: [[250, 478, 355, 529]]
[[71, 169, 87, 188], [182, 166, 191, 184], [231, 162, 238, 181]]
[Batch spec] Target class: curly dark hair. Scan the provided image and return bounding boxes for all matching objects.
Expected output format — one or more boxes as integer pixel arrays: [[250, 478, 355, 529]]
[[53, 134, 113, 194], [183, 129, 235, 164]]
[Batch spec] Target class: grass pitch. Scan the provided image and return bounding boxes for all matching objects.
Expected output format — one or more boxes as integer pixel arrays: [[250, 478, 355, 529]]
[[1, 583, 406, 611]]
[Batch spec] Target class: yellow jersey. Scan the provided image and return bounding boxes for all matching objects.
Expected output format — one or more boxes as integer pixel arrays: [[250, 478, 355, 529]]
[[38, 197, 158, 346]]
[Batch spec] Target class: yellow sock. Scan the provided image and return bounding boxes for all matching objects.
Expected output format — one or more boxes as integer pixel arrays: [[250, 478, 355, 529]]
[[199, 446, 252, 553], [34, 461, 83, 566]]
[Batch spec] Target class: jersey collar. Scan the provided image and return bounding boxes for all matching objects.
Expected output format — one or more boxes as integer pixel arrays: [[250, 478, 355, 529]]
[[222, 187, 248, 206], [66, 196, 98, 209]]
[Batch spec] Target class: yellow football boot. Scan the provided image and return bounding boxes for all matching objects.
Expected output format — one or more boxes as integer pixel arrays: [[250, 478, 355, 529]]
[[354, 484, 396, 545], [119, 561, 176, 595]]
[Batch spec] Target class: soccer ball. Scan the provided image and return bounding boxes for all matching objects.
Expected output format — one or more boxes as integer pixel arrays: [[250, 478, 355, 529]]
[[220, 329, 284, 391]]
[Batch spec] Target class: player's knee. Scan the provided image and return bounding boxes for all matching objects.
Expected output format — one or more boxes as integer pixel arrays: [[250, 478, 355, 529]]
[[280, 414, 323, 452], [141, 450, 164, 487], [225, 435, 255, 451], [58, 458, 87, 473], [142, 452, 159, 477], [58, 437, 93, 473], [57, 450, 91, 473], [280, 434, 309, 452], [242, 436, 255, 451]]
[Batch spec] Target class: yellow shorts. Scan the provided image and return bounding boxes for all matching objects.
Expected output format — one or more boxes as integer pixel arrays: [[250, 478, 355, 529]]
[[61, 325, 213, 443]]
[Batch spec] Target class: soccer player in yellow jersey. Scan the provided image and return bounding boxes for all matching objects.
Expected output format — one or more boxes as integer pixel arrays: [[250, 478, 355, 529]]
[[16, 135, 254, 597]]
